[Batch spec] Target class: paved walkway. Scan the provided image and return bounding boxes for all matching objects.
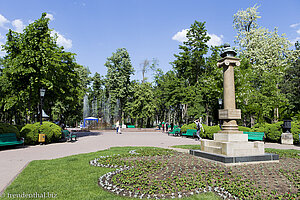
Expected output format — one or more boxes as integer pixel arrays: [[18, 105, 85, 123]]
[[0, 130, 299, 194]]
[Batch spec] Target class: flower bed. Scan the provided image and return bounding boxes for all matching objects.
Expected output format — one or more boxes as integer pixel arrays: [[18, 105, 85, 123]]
[[90, 148, 299, 199]]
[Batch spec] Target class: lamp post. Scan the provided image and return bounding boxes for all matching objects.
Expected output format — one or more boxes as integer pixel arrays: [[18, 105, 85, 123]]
[[39, 88, 46, 144], [40, 88, 46, 125], [218, 98, 223, 129]]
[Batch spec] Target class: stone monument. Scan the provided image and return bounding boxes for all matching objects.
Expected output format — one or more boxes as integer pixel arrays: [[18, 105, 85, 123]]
[[281, 120, 293, 145], [190, 43, 278, 164]]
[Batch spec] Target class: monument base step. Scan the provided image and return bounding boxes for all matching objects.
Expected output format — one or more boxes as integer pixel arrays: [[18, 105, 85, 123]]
[[190, 150, 279, 165]]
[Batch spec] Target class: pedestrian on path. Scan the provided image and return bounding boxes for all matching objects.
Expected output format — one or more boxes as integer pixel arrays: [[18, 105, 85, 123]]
[[162, 121, 165, 132], [194, 118, 204, 141], [116, 121, 121, 134]]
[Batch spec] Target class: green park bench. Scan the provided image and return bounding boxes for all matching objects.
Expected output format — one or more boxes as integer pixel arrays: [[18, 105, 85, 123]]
[[181, 129, 197, 138], [62, 130, 77, 141], [168, 128, 181, 136], [243, 132, 265, 141], [127, 125, 135, 128], [0, 133, 24, 147]]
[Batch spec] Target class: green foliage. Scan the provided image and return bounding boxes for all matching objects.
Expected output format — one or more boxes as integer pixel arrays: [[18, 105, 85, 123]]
[[105, 48, 134, 122], [202, 124, 221, 139], [234, 5, 300, 123], [0, 123, 20, 138], [180, 123, 196, 133], [180, 123, 220, 139], [0, 13, 85, 125], [291, 121, 300, 144], [126, 82, 155, 127], [265, 148, 300, 159], [238, 126, 252, 132], [20, 122, 62, 144]]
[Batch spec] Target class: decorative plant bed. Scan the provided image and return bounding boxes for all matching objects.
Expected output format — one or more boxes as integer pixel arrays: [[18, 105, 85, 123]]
[[90, 148, 299, 199]]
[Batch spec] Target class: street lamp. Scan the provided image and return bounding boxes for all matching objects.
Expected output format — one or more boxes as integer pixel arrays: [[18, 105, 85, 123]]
[[218, 98, 223, 109], [218, 98, 223, 129], [40, 88, 46, 125], [39, 88, 46, 144]]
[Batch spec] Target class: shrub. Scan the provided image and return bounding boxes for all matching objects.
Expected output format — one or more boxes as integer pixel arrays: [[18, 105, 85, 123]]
[[238, 126, 252, 132], [291, 121, 300, 144], [203, 124, 221, 139], [263, 122, 283, 143], [181, 123, 220, 139], [20, 122, 62, 145], [0, 123, 20, 138], [180, 123, 196, 133]]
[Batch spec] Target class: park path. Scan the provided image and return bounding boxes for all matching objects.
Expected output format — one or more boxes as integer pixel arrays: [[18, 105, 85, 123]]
[[0, 130, 299, 195]]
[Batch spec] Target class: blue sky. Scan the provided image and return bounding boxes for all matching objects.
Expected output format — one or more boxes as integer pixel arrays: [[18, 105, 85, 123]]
[[0, 0, 299, 81]]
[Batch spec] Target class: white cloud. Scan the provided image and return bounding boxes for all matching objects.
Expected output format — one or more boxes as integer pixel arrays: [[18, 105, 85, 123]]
[[297, 29, 300, 35], [207, 33, 224, 46], [0, 14, 9, 29], [12, 19, 25, 33], [292, 37, 300, 44], [172, 29, 224, 46], [290, 23, 300, 28], [172, 29, 188, 42], [45, 13, 54, 21], [0, 33, 4, 39], [51, 30, 72, 49]]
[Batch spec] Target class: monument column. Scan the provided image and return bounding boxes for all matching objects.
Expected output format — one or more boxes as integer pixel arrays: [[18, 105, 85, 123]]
[[194, 43, 277, 162], [217, 44, 242, 134]]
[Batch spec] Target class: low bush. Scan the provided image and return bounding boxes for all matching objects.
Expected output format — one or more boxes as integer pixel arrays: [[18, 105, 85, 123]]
[[180, 123, 220, 139], [238, 126, 252, 132], [239, 121, 300, 144], [0, 123, 20, 138], [202, 124, 221, 139], [20, 122, 62, 145], [180, 123, 196, 133]]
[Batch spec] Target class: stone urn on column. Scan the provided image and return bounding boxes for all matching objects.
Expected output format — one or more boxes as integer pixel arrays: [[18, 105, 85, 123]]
[[200, 43, 264, 157]]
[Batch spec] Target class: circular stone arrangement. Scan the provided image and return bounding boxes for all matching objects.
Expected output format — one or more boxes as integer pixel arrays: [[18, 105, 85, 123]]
[[90, 148, 299, 199], [90, 149, 237, 199]]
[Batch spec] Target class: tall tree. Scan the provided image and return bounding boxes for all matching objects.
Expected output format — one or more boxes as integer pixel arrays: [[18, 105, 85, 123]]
[[105, 48, 134, 124], [233, 5, 299, 123], [172, 21, 210, 86], [281, 41, 300, 119], [126, 82, 156, 127], [1, 13, 84, 125]]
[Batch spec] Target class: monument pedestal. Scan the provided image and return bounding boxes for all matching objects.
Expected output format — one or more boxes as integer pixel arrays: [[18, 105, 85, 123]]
[[191, 133, 279, 165], [281, 133, 293, 145], [200, 133, 264, 157]]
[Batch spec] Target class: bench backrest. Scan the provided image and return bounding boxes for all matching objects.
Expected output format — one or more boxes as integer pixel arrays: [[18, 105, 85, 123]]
[[62, 130, 70, 137], [186, 129, 197, 134], [0, 133, 18, 142], [243, 132, 265, 140]]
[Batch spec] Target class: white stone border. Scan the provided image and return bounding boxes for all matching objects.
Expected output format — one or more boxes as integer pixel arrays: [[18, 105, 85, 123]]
[[90, 151, 238, 199]]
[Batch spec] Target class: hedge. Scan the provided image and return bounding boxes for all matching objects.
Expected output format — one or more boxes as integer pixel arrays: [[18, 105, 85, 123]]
[[181, 121, 300, 144], [240, 121, 300, 144], [20, 122, 62, 145], [0, 123, 20, 138], [180, 123, 220, 140]]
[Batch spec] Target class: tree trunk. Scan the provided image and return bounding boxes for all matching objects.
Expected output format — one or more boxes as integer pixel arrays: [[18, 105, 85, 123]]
[[205, 103, 209, 125]]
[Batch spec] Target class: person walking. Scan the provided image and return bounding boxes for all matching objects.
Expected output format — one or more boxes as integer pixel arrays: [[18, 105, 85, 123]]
[[170, 122, 174, 131], [162, 121, 165, 132], [194, 118, 204, 141], [165, 121, 169, 132], [116, 120, 120, 134]]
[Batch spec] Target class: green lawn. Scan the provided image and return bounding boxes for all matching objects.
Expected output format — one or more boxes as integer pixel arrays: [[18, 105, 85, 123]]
[[1, 147, 219, 200]]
